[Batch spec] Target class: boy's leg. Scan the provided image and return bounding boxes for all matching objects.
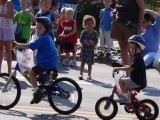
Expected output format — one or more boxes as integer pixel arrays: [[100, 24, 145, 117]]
[[117, 77, 141, 103], [29, 66, 46, 104]]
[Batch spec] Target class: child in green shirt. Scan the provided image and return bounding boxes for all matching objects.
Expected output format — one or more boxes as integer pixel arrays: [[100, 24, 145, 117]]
[[13, 0, 32, 43]]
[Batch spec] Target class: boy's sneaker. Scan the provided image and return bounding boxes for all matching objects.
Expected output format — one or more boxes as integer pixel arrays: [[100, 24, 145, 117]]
[[30, 89, 44, 104], [70, 60, 77, 67], [97, 52, 105, 58], [116, 96, 131, 104], [62, 59, 69, 66]]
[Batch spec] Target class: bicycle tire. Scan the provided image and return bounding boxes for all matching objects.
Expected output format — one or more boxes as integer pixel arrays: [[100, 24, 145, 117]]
[[95, 97, 118, 120], [48, 77, 82, 114], [135, 99, 159, 120], [0, 73, 21, 109]]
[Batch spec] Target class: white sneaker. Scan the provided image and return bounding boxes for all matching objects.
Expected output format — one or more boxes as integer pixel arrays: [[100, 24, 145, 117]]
[[70, 60, 77, 67], [116, 96, 131, 103], [62, 59, 69, 66]]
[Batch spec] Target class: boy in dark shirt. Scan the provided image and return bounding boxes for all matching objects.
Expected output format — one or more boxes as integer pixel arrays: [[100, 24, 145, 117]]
[[113, 35, 147, 103]]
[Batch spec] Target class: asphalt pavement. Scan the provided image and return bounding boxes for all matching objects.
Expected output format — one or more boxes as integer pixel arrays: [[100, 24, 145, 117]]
[[0, 51, 160, 120]]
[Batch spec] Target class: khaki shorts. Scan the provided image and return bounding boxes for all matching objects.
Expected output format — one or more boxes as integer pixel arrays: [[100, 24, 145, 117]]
[[110, 21, 136, 41], [122, 77, 141, 90]]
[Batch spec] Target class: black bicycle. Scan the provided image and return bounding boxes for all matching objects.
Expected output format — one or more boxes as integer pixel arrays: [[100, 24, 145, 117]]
[[0, 59, 82, 115]]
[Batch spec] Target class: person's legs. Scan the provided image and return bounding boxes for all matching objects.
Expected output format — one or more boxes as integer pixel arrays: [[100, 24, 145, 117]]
[[87, 64, 92, 80], [4, 41, 12, 73], [118, 40, 130, 66], [99, 29, 105, 51], [29, 69, 38, 88], [143, 52, 156, 68], [29, 66, 46, 104], [104, 30, 112, 52], [79, 62, 85, 80], [118, 77, 141, 103], [0, 41, 4, 73]]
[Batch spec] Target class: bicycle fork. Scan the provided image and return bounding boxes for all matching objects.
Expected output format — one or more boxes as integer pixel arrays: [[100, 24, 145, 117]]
[[2, 70, 16, 92]]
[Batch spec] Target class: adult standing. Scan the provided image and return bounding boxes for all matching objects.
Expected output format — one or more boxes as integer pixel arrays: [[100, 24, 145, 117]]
[[0, 0, 15, 73], [110, 0, 144, 68]]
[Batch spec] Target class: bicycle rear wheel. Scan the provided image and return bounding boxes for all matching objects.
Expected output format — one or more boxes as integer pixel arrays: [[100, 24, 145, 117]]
[[48, 77, 82, 114], [135, 99, 159, 120], [0, 73, 21, 109]]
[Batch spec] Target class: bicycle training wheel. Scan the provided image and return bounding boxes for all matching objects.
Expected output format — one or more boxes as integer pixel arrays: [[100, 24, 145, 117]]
[[48, 77, 82, 114], [135, 99, 159, 120], [95, 97, 118, 120], [0, 73, 21, 109]]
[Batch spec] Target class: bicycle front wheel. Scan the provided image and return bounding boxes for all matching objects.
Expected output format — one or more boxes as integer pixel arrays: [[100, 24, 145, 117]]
[[0, 73, 21, 109], [95, 97, 118, 120], [48, 77, 82, 114]]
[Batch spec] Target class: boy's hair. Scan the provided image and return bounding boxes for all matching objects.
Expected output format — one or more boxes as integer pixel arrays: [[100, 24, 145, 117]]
[[65, 8, 74, 14], [144, 13, 154, 23], [82, 15, 96, 28], [60, 7, 66, 14], [39, 0, 52, 6]]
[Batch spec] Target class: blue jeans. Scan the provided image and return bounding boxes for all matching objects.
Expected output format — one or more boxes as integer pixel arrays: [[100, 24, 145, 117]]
[[143, 52, 156, 68]]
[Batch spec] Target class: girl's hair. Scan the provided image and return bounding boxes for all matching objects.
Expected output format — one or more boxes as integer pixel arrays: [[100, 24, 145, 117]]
[[60, 7, 66, 14], [82, 15, 96, 28], [65, 8, 74, 14]]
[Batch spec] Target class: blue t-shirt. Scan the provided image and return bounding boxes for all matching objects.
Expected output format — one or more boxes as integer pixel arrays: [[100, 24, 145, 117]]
[[28, 34, 58, 69], [99, 7, 113, 31], [142, 16, 160, 54]]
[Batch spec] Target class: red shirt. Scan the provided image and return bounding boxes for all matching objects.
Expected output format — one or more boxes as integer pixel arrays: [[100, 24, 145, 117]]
[[56, 17, 65, 40], [63, 20, 77, 44]]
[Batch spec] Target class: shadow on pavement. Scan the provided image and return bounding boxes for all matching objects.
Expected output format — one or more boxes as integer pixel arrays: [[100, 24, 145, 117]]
[[0, 110, 89, 120], [142, 86, 160, 97]]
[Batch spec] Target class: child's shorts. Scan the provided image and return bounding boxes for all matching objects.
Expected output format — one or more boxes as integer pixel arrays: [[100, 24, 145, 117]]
[[122, 77, 141, 90], [0, 27, 15, 41], [63, 42, 76, 53], [32, 65, 50, 75]]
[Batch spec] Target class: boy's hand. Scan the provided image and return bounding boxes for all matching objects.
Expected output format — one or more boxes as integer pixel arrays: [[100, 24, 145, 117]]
[[21, 20, 26, 25], [12, 41, 18, 48], [113, 67, 120, 72]]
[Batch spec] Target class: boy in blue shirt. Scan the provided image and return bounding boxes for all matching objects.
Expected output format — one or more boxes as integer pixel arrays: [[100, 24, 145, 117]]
[[97, 0, 114, 59], [13, 17, 58, 104]]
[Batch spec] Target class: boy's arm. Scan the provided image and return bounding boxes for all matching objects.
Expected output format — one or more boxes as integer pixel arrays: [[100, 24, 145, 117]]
[[13, 41, 29, 49], [25, 9, 36, 22], [114, 65, 133, 72]]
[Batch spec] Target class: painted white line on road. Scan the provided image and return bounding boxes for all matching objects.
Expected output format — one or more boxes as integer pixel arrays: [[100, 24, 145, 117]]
[[16, 76, 160, 92]]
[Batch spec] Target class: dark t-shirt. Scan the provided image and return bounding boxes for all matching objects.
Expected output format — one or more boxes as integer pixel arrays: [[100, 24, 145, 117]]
[[115, 0, 139, 23], [130, 54, 147, 88]]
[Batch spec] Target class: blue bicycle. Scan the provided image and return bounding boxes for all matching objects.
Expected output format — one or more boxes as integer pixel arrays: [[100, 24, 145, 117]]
[[0, 59, 82, 115]]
